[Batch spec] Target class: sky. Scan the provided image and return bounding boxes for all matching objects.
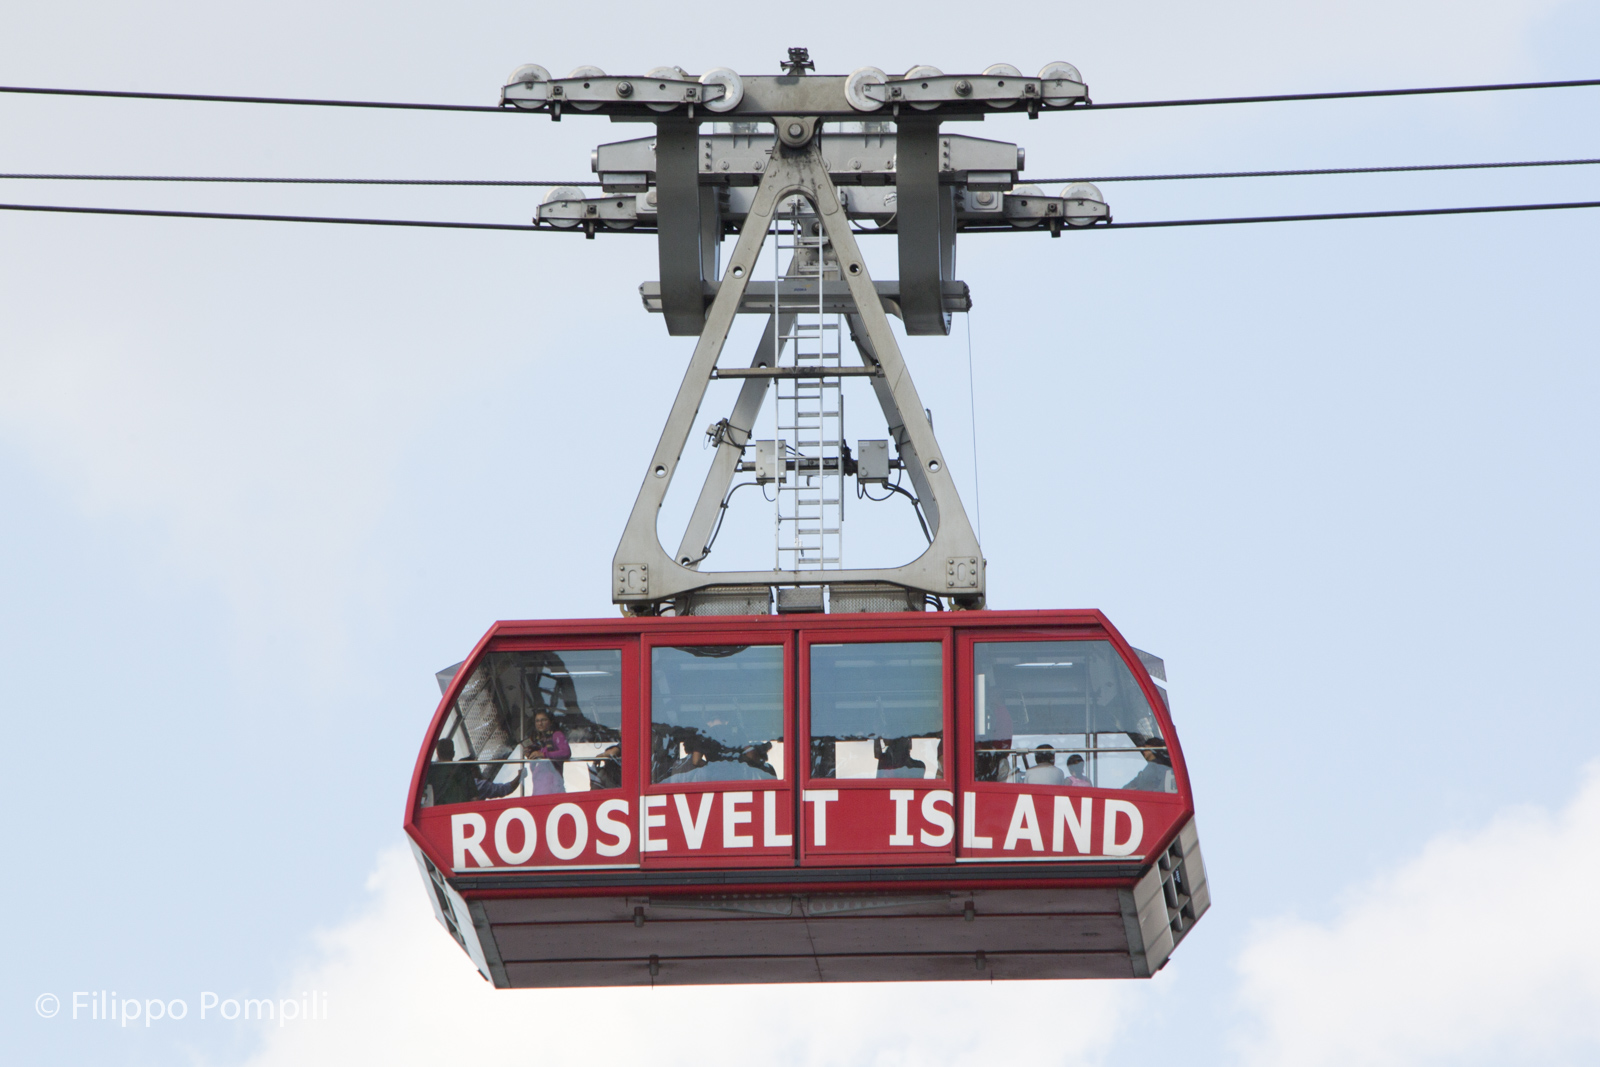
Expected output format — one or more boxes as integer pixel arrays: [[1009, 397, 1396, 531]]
[[2, 1, 1597, 1064]]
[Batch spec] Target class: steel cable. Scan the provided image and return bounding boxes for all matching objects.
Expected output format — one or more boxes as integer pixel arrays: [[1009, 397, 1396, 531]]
[[3, 198, 1599, 231], [3, 157, 1596, 190], [3, 75, 1597, 113]]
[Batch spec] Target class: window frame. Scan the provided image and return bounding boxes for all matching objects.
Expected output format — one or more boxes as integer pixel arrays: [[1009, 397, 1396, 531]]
[[956, 629, 1189, 802], [638, 628, 798, 871], [799, 626, 955, 792], [640, 629, 797, 797], [794, 625, 956, 868], [443, 635, 638, 803]]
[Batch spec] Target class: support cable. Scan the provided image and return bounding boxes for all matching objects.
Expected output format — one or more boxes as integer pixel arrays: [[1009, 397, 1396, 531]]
[[0, 202, 540, 230], [1090, 200, 1600, 230], [2, 75, 1596, 114], [1032, 156, 1600, 185], [3, 199, 1599, 232], [1076, 77, 1600, 111], [1, 156, 1596, 190], [0, 173, 603, 186], [965, 312, 983, 547], [0, 84, 515, 113]]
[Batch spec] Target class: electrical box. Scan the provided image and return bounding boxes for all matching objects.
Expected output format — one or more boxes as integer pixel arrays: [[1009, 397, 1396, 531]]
[[755, 439, 787, 484], [857, 439, 890, 484]]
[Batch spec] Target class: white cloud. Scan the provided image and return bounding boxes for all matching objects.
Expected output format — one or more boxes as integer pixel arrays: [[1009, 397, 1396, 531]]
[[1236, 763, 1600, 1066], [0, 320, 409, 623], [239, 846, 1137, 1067]]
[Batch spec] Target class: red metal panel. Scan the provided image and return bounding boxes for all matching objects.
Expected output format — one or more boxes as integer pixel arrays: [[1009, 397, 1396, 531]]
[[414, 792, 642, 874], [954, 788, 1188, 863]]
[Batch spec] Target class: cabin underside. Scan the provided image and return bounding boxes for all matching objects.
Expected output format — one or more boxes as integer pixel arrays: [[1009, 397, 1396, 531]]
[[423, 821, 1207, 987]]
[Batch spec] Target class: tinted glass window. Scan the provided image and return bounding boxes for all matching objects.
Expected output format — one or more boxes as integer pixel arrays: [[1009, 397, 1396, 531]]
[[651, 645, 785, 784], [810, 642, 943, 780], [973, 641, 1173, 793], [424, 649, 624, 806]]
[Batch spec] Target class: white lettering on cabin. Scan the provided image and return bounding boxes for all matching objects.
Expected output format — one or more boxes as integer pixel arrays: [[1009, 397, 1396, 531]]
[[595, 799, 631, 857], [723, 792, 754, 847], [920, 790, 954, 846], [1003, 794, 1044, 852], [546, 803, 588, 860], [803, 789, 839, 846], [1103, 799, 1143, 856], [888, 790, 915, 846], [674, 793, 714, 849], [1052, 796, 1093, 854], [641, 795, 668, 852], [450, 812, 490, 869], [494, 807, 537, 865], [963, 791, 994, 848], [763, 790, 793, 847]]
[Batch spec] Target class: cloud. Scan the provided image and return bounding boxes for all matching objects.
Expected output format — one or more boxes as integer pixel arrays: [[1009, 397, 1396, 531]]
[[238, 846, 1137, 1067], [0, 318, 410, 628], [1236, 763, 1600, 1066]]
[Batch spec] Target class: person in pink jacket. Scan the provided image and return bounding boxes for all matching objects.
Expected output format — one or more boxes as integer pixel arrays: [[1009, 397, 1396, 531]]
[[526, 710, 571, 795]]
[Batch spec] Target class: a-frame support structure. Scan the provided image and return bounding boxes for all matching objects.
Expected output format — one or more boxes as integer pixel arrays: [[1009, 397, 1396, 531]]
[[612, 120, 984, 613]]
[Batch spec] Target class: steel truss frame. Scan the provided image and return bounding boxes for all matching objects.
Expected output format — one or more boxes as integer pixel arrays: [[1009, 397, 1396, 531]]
[[613, 125, 984, 613]]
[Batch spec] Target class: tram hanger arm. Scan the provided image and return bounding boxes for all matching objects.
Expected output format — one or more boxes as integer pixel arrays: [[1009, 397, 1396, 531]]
[[612, 131, 983, 607]]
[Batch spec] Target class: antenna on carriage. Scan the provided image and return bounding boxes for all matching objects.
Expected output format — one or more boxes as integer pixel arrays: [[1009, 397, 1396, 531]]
[[781, 47, 815, 76]]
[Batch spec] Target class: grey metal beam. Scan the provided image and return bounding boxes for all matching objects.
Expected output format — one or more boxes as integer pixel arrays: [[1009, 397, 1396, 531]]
[[674, 311, 788, 566], [715, 366, 880, 379], [655, 120, 706, 335], [847, 312, 940, 537], [895, 120, 955, 336], [639, 279, 971, 318]]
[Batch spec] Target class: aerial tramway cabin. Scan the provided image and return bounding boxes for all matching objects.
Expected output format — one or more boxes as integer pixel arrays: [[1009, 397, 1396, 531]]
[[404, 608, 1208, 986]]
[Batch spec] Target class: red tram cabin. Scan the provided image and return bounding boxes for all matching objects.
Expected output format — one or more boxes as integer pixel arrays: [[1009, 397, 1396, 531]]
[[404, 609, 1208, 986]]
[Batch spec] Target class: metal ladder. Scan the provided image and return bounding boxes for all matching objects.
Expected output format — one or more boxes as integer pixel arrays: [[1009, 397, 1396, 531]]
[[772, 203, 844, 571]]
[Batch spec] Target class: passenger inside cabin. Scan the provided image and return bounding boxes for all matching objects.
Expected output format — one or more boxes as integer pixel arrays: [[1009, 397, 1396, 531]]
[[666, 734, 711, 778], [1024, 745, 1066, 786], [875, 736, 927, 779], [1064, 753, 1092, 786], [426, 739, 524, 806], [739, 742, 776, 778], [589, 744, 623, 791], [526, 710, 571, 795], [1122, 734, 1175, 792], [663, 734, 775, 783]]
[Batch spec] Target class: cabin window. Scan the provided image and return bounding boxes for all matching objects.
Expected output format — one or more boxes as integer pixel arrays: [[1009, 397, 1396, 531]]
[[650, 645, 785, 784], [422, 649, 624, 807], [808, 642, 943, 779], [973, 641, 1174, 793]]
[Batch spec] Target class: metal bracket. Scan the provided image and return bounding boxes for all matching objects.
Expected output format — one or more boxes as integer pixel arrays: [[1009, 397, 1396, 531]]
[[655, 120, 716, 335], [612, 138, 984, 610], [896, 120, 958, 336]]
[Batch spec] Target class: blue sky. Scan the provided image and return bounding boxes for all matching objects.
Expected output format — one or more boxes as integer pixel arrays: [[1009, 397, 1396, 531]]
[[3, 2, 1598, 1064]]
